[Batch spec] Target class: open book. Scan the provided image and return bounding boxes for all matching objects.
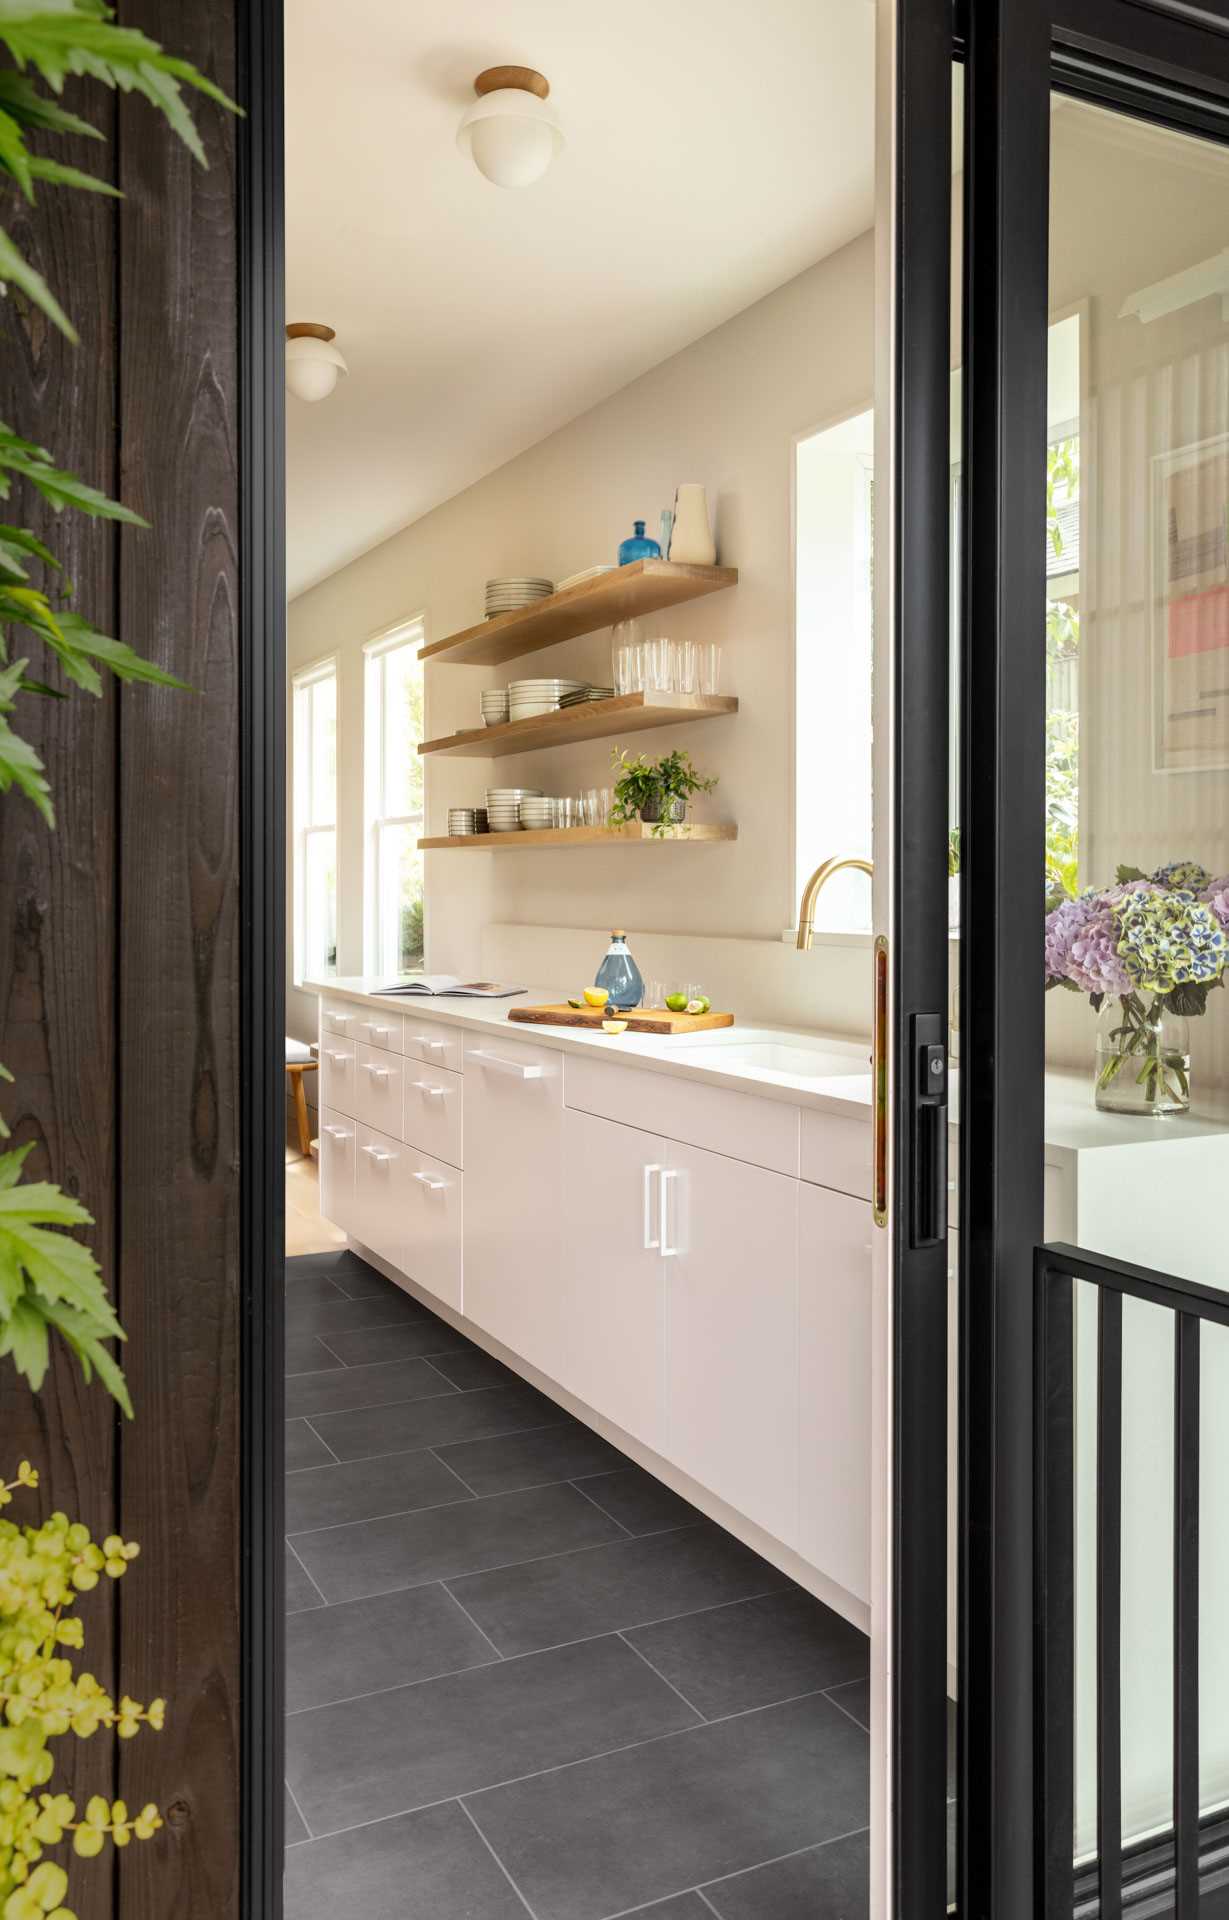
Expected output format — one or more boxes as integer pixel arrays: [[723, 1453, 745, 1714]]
[[373, 976, 526, 998]]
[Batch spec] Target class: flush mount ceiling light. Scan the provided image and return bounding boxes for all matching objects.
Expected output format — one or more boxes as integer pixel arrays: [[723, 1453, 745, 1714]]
[[457, 66, 563, 189], [285, 322, 347, 403]]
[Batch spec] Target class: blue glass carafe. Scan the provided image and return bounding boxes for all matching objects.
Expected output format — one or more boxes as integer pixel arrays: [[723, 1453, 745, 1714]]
[[595, 931, 644, 1010], [617, 520, 662, 566]]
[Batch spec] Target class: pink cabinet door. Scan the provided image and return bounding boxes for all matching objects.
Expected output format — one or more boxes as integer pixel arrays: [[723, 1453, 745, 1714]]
[[797, 1181, 871, 1604]]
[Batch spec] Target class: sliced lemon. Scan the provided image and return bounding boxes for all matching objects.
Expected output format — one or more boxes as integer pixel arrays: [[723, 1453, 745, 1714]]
[[685, 998, 708, 1016], [601, 1019, 628, 1035], [583, 987, 609, 1008]]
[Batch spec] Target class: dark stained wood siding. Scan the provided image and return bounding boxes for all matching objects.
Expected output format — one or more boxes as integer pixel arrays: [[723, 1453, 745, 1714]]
[[0, 6, 247, 1917]]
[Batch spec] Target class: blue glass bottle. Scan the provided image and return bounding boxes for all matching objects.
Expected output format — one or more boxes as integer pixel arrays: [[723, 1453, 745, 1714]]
[[617, 520, 662, 566], [595, 930, 644, 1010]]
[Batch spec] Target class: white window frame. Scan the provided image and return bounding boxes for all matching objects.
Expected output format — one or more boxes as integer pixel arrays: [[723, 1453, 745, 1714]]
[[291, 655, 338, 987], [364, 618, 426, 976]]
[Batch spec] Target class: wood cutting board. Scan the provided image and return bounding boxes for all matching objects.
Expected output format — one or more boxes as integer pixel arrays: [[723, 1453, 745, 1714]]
[[508, 1003, 734, 1034]]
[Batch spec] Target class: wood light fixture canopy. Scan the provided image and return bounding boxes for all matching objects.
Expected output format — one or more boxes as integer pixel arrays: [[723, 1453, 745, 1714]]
[[458, 64, 563, 188], [284, 321, 347, 402]]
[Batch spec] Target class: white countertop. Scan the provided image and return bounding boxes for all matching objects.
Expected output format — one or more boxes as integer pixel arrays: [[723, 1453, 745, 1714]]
[[308, 976, 874, 1119], [307, 976, 1229, 1151]]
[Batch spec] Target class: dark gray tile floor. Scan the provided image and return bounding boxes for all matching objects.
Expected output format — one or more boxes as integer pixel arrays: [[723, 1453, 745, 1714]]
[[283, 1251, 872, 1919]]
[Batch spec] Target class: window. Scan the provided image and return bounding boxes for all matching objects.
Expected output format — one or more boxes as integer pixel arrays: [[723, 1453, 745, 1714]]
[[793, 407, 875, 935], [292, 660, 337, 983], [365, 622, 426, 976]]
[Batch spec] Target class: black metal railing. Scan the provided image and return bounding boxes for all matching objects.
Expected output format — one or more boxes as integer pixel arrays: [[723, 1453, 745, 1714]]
[[1035, 1243, 1229, 1920]]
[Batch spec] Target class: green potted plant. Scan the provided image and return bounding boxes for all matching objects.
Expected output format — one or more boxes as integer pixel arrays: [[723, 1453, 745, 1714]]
[[610, 745, 718, 836]]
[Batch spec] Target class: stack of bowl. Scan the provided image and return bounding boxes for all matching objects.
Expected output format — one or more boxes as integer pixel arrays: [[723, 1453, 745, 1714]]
[[485, 577, 553, 619], [518, 796, 557, 831], [480, 688, 509, 728], [485, 786, 542, 832], [508, 676, 586, 721], [447, 807, 488, 837]]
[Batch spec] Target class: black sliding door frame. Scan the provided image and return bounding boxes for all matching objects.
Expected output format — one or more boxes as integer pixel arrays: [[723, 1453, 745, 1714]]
[[937, 5, 1229, 1920], [238, 0, 286, 1916]]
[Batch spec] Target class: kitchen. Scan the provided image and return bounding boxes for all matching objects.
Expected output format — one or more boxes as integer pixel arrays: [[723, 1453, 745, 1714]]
[[281, 8, 1229, 1918]]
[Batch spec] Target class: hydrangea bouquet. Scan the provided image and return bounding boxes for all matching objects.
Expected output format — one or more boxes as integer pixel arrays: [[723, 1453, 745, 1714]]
[[1044, 861, 1228, 1113]]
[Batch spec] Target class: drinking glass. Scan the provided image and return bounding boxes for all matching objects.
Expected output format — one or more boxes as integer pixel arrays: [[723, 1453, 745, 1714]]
[[642, 979, 666, 1010], [698, 642, 722, 696], [614, 645, 636, 696], [556, 797, 578, 828], [642, 638, 669, 693], [671, 639, 698, 693]]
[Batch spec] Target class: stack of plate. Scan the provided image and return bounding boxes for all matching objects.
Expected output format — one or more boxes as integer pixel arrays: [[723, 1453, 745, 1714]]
[[447, 807, 488, 837], [558, 566, 616, 592], [508, 676, 586, 721], [485, 577, 553, 619], [480, 688, 510, 727], [558, 685, 614, 709], [485, 786, 542, 832], [518, 797, 557, 830]]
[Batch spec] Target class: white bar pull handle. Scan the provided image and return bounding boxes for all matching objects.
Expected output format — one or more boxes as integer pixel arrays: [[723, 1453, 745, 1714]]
[[364, 1063, 390, 1081], [361, 1144, 392, 1165], [322, 1124, 351, 1140], [411, 1081, 447, 1099], [659, 1168, 680, 1258], [327, 1012, 352, 1026], [412, 1169, 447, 1191], [421, 1037, 449, 1056], [366, 1024, 392, 1042], [323, 1049, 350, 1066], [643, 1164, 661, 1250], [469, 1049, 543, 1081]]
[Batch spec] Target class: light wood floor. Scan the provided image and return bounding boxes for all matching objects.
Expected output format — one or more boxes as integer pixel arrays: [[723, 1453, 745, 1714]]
[[286, 1148, 348, 1257]]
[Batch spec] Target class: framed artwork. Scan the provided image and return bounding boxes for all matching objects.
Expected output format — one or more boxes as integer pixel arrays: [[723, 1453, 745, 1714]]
[[1153, 432, 1229, 773]]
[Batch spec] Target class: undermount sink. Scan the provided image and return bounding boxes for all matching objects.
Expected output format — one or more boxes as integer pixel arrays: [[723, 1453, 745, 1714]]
[[661, 1028, 870, 1082]]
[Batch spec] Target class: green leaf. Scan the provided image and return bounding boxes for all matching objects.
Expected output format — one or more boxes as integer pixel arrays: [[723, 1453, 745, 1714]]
[[0, 103, 33, 196], [0, 522, 64, 577], [0, 66, 103, 139], [27, 152, 119, 195], [52, 609, 190, 690], [0, 222, 76, 337], [0, 424, 145, 520], [1116, 864, 1147, 884], [0, 656, 53, 821], [0, 1295, 49, 1389], [39, 1297, 131, 1416]]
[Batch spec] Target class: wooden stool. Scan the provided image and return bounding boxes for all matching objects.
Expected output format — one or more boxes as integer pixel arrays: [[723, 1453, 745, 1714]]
[[285, 1040, 317, 1157]]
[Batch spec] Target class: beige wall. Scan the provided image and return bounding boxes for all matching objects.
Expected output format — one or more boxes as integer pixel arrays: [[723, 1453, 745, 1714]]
[[288, 229, 877, 1044]]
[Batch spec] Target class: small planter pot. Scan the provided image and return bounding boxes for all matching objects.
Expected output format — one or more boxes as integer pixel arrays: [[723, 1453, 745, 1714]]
[[639, 795, 687, 826]]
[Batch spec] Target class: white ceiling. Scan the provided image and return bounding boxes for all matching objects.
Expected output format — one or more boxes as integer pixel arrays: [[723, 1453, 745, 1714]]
[[285, 0, 876, 597]]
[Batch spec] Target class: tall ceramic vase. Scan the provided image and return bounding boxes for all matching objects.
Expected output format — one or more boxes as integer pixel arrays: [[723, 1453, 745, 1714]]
[[668, 484, 716, 565]]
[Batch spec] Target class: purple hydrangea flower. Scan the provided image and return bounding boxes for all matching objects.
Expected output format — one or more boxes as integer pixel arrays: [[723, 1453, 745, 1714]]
[[1198, 877, 1229, 935], [1044, 893, 1133, 996]]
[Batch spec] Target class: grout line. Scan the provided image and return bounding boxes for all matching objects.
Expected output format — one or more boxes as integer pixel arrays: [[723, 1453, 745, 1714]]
[[821, 1681, 870, 1734], [286, 1487, 474, 1542], [427, 1445, 480, 1497], [695, 1821, 872, 1902], [448, 1580, 787, 1668], [695, 1891, 723, 1918], [285, 1535, 330, 1611], [286, 1651, 502, 1720], [457, 1799, 541, 1919], [616, 1630, 706, 1723], [313, 1332, 349, 1368], [305, 1676, 853, 1847], [285, 1513, 706, 1590], [300, 1417, 341, 1465], [569, 1478, 634, 1537], [438, 1583, 508, 1664], [284, 1777, 314, 1845], [285, 1379, 462, 1422], [282, 1416, 573, 1477]]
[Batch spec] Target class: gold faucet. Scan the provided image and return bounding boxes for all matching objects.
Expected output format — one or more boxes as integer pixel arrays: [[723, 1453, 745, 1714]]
[[795, 856, 874, 951]]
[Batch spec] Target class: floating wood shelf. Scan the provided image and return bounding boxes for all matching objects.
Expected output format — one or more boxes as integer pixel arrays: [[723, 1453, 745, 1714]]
[[419, 692, 738, 759], [419, 822, 738, 852], [419, 560, 738, 669]]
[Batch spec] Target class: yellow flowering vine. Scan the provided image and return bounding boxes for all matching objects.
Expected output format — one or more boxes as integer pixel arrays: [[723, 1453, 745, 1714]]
[[0, 1466, 164, 1920]]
